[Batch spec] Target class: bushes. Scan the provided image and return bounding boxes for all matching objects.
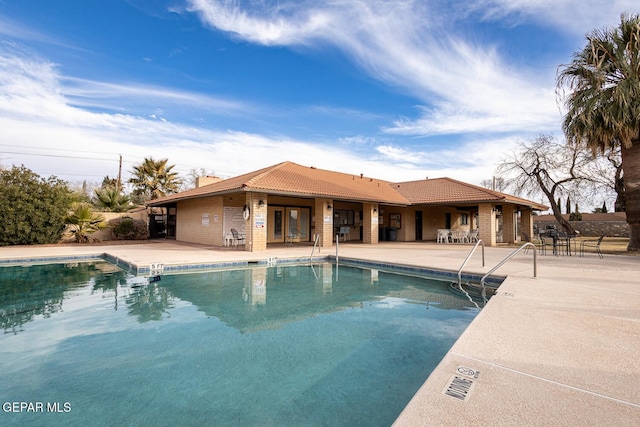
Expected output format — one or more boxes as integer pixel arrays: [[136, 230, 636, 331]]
[[111, 217, 149, 240], [0, 166, 72, 246]]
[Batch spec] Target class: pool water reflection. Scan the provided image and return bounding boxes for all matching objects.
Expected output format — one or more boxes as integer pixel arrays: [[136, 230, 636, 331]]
[[0, 261, 479, 426]]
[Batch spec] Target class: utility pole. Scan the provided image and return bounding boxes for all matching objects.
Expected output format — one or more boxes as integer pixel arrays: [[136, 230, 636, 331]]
[[116, 154, 122, 192]]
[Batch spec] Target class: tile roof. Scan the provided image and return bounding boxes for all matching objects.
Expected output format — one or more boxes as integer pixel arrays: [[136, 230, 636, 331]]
[[393, 177, 548, 209], [148, 161, 410, 206], [148, 161, 547, 210]]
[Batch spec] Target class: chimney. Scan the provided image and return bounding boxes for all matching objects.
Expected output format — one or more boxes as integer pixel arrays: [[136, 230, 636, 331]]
[[196, 176, 223, 188]]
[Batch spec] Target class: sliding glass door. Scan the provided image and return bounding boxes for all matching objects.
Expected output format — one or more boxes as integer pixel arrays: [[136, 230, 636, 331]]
[[267, 206, 310, 243]]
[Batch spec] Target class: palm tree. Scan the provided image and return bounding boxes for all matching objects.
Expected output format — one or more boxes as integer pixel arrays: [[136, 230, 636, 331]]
[[557, 13, 640, 251], [128, 157, 182, 202], [65, 203, 106, 243], [93, 186, 132, 212]]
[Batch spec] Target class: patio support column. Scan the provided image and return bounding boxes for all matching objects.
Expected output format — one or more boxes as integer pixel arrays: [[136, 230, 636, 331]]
[[502, 204, 516, 244], [521, 209, 533, 241], [478, 203, 496, 246], [314, 198, 334, 247], [363, 203, 379, 244], [246, 192, 268, 252]]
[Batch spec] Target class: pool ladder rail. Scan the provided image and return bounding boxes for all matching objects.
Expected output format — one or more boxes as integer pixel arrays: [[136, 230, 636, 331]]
[[309, 234, 321, 262], [456, 239, 485, 287], [480, 242, 537, 288], [456, 241, 538, 300]]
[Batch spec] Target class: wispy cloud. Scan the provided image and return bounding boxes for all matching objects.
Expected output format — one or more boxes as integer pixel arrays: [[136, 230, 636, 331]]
[[61, 77, 250, 117], [186, 0, 566, 136], [1, 42, 460, 184], [472, 0, 638, 35]]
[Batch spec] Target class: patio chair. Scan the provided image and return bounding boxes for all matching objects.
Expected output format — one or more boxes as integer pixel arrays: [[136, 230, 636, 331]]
[[540, 235, 556, 256], [437, 229, 450, 243], [230, 229, 245, 249], [339, 226, 350, 241], [468, 229, 479, 243], [555, 231, 570, 256], [580, 234, 605, 258], [522, 231, 543, 254]]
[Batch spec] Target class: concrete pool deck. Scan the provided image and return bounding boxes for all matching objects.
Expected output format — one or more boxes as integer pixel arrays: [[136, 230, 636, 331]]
[[0, 241, 638, 426]]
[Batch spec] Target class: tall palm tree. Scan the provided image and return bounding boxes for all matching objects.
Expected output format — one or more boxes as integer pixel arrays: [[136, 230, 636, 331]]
[[128, 157, 182, 202], [557, 13, 640, 251]]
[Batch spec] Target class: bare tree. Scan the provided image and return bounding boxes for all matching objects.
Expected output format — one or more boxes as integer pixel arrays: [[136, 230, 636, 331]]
[[585, 149, 624, 212], [480, 177, 507, 192], [497, 134, 602, 234], [181, 168, 216, 191]]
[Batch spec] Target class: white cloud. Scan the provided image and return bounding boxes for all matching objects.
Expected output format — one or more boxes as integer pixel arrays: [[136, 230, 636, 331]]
[[1, 44, 461, 184], [5, 1, 602, 190], [186, 0, 564, 137], [472, 0, 639, 36]]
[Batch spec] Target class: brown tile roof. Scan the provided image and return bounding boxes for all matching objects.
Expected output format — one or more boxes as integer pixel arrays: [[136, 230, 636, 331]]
[[148, 161, 410, 206], [393, 177, 548, 210], [147, 162, 547, 210]]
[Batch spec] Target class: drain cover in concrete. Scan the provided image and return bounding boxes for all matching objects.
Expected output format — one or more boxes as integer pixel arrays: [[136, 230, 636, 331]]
[[443, 375, 475, 401]]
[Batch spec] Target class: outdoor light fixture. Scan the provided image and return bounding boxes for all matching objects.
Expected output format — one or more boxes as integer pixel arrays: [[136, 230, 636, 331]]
[[259, 200, 265, 207], [327, 204, 332, 210], [373, 208, 378, 214]]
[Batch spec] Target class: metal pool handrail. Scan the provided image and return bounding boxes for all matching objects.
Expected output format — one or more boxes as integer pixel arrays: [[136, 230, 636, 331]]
[[335, 234, 339, 263], [309, 234, 320, 262], [457, 239, 485, 287], [480, 242, 537, 289]]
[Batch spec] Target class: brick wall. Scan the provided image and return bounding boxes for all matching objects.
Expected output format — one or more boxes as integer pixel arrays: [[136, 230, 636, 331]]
[[534, 213, 629, 237], [176, 197, 223, 245], [363, 203, 379, 244], [315, 198, 334, 248], [247, 193, 268, 251], [478, 204, 496, 246], [534, 219, 629, 237]]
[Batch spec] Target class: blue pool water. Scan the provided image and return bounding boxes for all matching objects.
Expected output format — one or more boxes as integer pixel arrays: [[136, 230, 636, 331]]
[[0, 261, 480, 426]]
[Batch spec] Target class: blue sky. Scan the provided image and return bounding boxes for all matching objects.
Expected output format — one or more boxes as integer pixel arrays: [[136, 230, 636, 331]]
[[0, 0, 636, 196]]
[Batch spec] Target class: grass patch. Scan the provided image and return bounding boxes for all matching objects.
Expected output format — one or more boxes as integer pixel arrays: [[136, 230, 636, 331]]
[[574, 237, 633, 255]]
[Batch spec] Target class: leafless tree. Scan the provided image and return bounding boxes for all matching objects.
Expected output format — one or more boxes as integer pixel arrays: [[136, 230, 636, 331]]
[[480, 177, 507, 192], [497, 134, 605, 233]]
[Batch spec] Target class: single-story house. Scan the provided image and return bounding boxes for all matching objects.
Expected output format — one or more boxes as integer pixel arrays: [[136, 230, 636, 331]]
[[147, 161, 548, 251]]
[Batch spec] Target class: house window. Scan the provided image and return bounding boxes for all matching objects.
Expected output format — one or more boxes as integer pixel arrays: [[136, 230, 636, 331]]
[[461, 214, 469, 225], [334, 209, 355, 225]]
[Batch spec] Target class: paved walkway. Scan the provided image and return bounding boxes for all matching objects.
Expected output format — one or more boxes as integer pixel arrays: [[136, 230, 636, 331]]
[[0, 241, 638, 426]]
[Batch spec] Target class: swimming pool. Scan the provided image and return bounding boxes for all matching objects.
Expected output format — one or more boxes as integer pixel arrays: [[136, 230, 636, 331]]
[[0, 260, 480, 426]]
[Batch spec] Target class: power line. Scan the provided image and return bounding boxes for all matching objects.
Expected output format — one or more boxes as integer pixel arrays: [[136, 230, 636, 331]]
[[0, 143, 120, 156], [0, 150, 115, 161], [0, 149, 216, 171], [1, 148, 240, 178]]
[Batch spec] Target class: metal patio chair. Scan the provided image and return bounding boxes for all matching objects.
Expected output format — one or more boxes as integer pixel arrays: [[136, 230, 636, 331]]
[[580, 234, 605, 258]]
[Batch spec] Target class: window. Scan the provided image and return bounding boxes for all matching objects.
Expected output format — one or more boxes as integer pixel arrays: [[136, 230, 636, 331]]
[[334, 209, 355, 225], [461, 214, 469, 225]]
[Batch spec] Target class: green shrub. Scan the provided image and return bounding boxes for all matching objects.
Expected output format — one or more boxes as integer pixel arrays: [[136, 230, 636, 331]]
[[569, 212, 582, 221], [111, 217, 149, 240], [0, 166, 72, 246], [65, 203, 106, 243]]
